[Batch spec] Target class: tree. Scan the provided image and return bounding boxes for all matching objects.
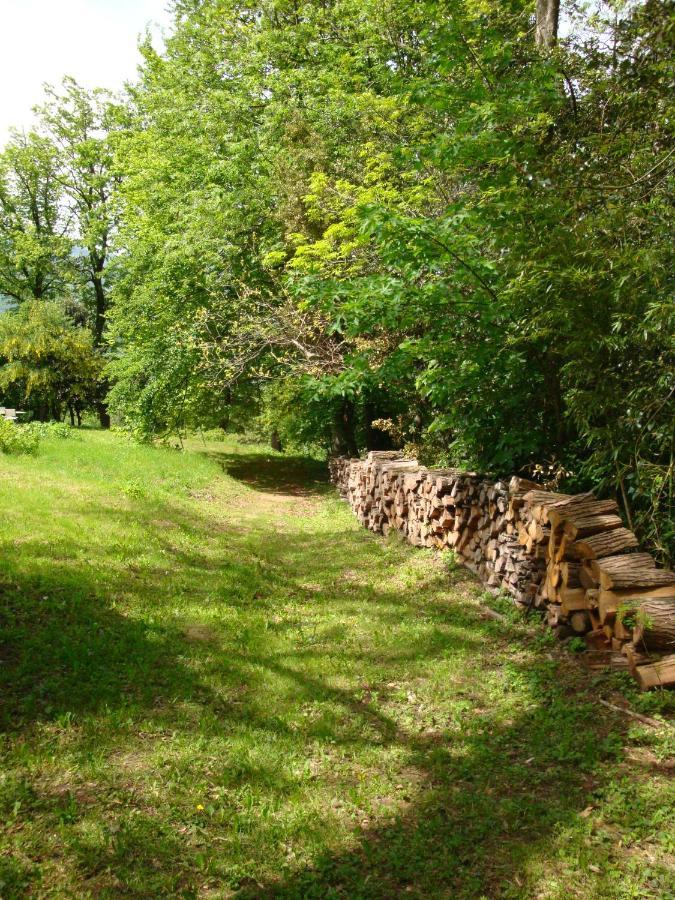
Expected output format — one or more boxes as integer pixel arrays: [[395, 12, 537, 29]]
[[105, 0, 673, 560], [36, 78, 120, 348], [0, 300, 103, 423], [536, 0, 560, 48], [0, 131, 72, 303], [108, 0, 425, 444]]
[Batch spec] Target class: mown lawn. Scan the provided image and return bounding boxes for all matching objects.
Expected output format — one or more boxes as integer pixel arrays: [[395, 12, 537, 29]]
[[0, 429, 673, 898]]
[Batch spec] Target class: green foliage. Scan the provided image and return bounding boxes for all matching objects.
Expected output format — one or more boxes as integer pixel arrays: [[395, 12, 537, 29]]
[[36, 77, 121, 346], [0, 3, 669, 543], [0, 300, 103, 421], [0, 77, 120, 387], [0, 131, 73, 302], [1, 0, 659, 555], [0, 418, 39, 455], [24, 420, 78, 441]]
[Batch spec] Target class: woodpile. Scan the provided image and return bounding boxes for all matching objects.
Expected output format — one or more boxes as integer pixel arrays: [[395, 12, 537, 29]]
[[330, 451, 675, 690], [329, 452, 544, 605]]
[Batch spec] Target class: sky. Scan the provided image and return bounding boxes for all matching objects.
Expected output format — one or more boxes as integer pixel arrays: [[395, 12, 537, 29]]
[[0, 0, 172, 143]]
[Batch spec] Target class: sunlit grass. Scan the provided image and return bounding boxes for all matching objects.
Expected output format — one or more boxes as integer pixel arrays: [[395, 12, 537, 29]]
[[0, 430, 673, 897]]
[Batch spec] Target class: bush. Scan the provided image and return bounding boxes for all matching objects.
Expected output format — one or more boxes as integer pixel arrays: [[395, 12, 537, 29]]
[[0, 419, 40, 455], [24, 421, 77, 441]]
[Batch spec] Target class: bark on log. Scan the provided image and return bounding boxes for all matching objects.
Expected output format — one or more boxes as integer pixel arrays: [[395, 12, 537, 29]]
[[635, 654, 675, 691], [566, 528, 639, 560], [589, 554, 675, 591], [547, 495, 618, 529], [563, 514, 624, 540], [633, 599, 675, 652]]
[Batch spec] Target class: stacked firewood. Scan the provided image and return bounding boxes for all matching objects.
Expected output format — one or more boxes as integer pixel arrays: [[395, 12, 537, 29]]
[[331, 452, 546, 605], [518, 488, 675, 688], [330, 452, 675, 689]]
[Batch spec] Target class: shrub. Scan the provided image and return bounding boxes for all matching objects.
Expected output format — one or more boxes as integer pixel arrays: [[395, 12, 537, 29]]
[[0, 419, 40, 455], [24, 421, 77, 441]]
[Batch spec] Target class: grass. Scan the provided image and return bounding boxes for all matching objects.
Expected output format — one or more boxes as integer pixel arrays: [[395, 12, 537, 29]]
[[0, 429, 673, 898]]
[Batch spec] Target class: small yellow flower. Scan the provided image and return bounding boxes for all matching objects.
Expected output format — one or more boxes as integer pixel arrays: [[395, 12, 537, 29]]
[[196, 804, 204, 811]]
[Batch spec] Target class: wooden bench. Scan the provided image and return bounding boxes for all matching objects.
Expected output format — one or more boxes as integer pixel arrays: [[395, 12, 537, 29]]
[[0, 408, 25, 421]]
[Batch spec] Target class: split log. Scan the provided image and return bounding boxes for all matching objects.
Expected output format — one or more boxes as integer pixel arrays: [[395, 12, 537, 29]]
[[563, 513, 624, 540], [547, 494, 618, 529], [598, 592, 619, 626], [634, 654, 675, 691], [633, 598, 675, 652], [589, 554, 675, 591], [521, 490, 571, 523], [570, 610, 590, 633], [560, 562, 581, 588], [508, 476, 542, 495], [565, 528, 639, 560], [560, 587, 589, 614], [598, 585, 675, 607], [580, 566, 599, 589]]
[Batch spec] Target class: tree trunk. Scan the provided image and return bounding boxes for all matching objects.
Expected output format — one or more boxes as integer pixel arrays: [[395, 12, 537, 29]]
[[92, 270, 106, 347], [217, 387, 232, 431], [536, 0, 560, 49], [97, 401, 111, 429], [331, 400, 358, 457], [543, 349, 566, 446], [633, 598, 675, 652], [270, 430, 282, 452], [34, 270, 44, 301], [96, 375, 111, 428], [68, 403, 75, 427]]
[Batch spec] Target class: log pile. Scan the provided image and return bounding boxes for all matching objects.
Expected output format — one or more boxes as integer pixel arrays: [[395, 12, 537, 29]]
[[330, 452, 675, 689], [329, 452, 545, 606]]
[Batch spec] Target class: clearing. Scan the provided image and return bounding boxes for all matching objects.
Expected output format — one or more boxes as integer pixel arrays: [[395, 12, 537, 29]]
[[0, 430, 673, 898]]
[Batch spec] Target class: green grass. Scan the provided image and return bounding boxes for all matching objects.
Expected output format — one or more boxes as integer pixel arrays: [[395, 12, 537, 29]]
[[0, 430, 673, 898]]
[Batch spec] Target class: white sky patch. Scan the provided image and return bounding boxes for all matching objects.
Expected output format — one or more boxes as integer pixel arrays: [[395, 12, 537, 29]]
[[0, 0, 172, 143]]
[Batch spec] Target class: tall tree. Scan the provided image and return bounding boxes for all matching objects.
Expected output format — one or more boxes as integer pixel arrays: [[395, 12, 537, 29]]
[[0, 131, 72, 303], [37, 78, 119, 347], [536, 0, 560, 48], [0, 300, 102, 422], [106, 0, 674, 558]]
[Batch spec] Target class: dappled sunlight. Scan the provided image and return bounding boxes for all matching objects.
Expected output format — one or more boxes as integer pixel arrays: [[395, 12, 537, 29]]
[[0, 433, 672, 896]]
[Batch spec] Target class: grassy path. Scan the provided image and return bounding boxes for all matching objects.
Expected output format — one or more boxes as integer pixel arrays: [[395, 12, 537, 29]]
[[0, 431, 673, 898]]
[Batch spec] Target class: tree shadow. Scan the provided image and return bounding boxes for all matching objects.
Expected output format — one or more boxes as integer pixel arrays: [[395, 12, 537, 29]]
[[204, 449, 331, 496], [0, 443, 652, 897], [235, 654, 624, 898], [0, 566, 206, 732]]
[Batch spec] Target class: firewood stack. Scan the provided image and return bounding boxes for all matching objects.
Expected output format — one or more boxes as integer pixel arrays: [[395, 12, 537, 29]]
[[335, 453, 547, 604], [330, 452, 675, 689]]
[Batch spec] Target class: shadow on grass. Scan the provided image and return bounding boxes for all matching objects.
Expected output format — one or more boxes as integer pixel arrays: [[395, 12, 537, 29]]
[[240, 706, 610, 899], [0, 569, 206, 732], [0, 443, 638, 897], [0, 533, 476, 737], [205, 448, 330, 496]]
